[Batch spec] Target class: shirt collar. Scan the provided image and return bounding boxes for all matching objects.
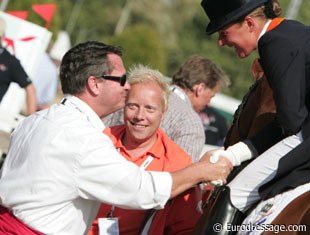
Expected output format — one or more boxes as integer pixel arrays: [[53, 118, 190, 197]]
[[258, 19, 272, 42], [63, 95, 105, 131], [170, 85, 192, 106], [147, 130, 165, 159], [111, 126, 165, 160]]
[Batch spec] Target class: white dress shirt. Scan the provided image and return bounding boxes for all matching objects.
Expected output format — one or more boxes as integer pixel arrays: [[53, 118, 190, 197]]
[[0, 95, 172, 235]]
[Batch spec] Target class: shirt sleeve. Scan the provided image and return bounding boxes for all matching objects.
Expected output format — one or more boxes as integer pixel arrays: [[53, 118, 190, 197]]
[[76, 133, 172, 210], [9, 56, 32, 88]]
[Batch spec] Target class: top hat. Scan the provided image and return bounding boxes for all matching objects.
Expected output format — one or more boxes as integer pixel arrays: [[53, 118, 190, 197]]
[[201, 0, 269, 35]]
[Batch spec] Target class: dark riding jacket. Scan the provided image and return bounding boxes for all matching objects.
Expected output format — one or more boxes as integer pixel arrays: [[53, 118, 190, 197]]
[[244, 19, 310, 198]]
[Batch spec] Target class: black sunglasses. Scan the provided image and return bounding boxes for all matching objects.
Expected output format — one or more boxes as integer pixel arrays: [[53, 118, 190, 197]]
[[98, 74, 127, 86]]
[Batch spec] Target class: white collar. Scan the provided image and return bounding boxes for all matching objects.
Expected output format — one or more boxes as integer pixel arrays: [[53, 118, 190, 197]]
[[170, 85, 187, 101], [62, 95, 105, 131], [170, 85, 193, 106], [258, 19, 272, 42]]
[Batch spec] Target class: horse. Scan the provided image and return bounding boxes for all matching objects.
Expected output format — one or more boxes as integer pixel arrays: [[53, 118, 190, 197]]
[[242, 184, 309, 235], [192, 58, 309, 234], [193, 184, 309, 235]]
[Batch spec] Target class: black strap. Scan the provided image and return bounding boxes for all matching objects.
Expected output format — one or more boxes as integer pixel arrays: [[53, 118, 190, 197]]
[[60, 98, 67, 105]]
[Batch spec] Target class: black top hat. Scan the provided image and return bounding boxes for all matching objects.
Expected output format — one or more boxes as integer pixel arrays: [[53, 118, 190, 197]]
[[201, 0, 269, 35]]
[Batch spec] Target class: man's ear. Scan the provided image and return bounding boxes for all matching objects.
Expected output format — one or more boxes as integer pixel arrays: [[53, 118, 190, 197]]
[[193, 83, 205, 97], [161, 107, 168, 121], [87, 76, 100, 96]]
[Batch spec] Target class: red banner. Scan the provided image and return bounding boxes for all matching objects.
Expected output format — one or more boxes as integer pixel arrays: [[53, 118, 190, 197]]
[[6, 11, 28, 20], [31, 4, 56, 29]]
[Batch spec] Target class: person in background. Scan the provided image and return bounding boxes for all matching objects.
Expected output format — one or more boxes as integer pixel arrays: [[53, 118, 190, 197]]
[[0, 41, 232, 235], [196, 0, 310, 233], [199, 106, 229, 146], [104, 55, 230, 162], [0, 17, 37, 115], [32, 49, 59, 110], [89, 64, 201, 235], [163, 55, 230, 161]]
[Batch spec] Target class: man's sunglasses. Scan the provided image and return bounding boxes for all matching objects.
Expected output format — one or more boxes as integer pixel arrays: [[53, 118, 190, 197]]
[[98, 74, 127, 86]]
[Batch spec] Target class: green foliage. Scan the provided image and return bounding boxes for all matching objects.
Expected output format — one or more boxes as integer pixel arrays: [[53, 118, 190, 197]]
[[4, 0, 310, 100], [59, 0, 124, 45], [107, 24, 167, 74], [167, 0, 310, 99], [295, 0, 310, 23]]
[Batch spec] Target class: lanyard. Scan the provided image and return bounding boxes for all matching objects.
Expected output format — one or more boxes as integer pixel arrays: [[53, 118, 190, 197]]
[[107, 154, 154, 217], [140, 155, 153, 170]]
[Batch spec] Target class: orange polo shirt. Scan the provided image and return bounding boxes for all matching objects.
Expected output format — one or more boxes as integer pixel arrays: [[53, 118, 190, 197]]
[[89, 125, 200, 235]]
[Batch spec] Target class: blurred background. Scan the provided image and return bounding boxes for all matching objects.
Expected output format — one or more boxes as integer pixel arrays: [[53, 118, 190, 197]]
[[0, 0, 309, 161], [2, 0, 309, 100]]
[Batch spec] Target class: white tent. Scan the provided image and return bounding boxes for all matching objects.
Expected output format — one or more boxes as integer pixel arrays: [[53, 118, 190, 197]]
[[0, 12, 51, 133], [210, 92, 241, 116], [50, 30, 71, 62]]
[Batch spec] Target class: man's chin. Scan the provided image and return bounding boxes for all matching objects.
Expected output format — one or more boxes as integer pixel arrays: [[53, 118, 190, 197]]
[[237, 51, 250, 59]]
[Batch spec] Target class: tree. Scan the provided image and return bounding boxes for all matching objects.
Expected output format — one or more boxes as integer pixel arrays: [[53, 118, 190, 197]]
[[5, 0, 310, 100], [108, 24, 167, 73]]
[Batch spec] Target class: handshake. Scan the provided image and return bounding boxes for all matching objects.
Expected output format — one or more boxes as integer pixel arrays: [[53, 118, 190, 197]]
[[204, 142, 253, 186]]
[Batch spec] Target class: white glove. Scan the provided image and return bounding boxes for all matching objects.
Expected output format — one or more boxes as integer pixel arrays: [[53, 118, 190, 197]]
[[211, 179, 224, 186], [210, 142, 253, 166], [209, 142, 253, 186], [226, 142, 253, 166]]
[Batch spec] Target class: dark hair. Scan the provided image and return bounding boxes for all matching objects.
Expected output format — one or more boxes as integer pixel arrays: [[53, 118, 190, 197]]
[[264, 0, 282, 18], [60, 41, 123, 95], [172, 55, 230, 91]]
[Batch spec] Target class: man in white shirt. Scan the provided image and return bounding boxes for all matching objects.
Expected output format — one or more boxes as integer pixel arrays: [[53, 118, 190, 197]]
[[0, 41, 232, 235]]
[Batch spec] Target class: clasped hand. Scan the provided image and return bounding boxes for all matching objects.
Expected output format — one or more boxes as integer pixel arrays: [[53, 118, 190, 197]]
[[199, 149, 233, 185]]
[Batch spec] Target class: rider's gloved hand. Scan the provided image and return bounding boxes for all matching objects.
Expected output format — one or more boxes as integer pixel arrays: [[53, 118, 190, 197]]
[[211, 142, 253, 166]]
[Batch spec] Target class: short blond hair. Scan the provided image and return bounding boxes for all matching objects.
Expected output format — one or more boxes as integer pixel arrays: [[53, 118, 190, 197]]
[[128, 64, 170, 111]]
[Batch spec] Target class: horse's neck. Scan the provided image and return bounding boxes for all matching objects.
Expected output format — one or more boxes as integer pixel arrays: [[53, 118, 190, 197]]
[[224, 76, 276, 147]]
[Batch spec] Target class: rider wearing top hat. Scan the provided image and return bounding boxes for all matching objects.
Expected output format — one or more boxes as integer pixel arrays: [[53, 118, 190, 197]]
[[196, 0, 310, 234]]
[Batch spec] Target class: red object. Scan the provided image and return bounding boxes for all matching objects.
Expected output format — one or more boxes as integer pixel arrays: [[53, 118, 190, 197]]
[[31, 4, 56, 29], [2, 36, 36, 55], [6, 11, 28, 20], [89, 126, 200, 235], [2, 37, 15, 54], [19, 36, 36, 42], [0, 205, 44, 235]]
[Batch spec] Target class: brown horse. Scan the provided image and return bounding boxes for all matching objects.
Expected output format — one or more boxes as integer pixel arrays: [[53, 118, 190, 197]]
[[224, 58, 276, 148], [193, 59, 309, 234], [240, 185, 310, 235], [262, 190, 310, 235], [194, 187, 309, 235]]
